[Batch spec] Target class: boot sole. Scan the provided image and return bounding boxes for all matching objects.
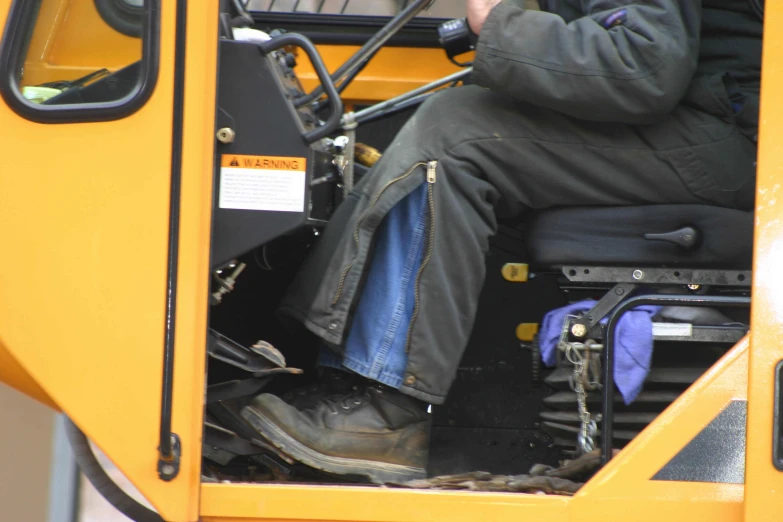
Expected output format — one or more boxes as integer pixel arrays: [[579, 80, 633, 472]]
[[241, 405, 427, 484]]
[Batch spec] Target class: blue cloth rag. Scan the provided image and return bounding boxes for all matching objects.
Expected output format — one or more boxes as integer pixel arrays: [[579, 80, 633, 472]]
[[540, 300, 661, 405]]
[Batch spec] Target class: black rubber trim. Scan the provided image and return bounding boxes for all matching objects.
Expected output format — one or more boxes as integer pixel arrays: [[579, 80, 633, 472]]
[[94, 0, 144, 38], [65, 417, 165, 522], [251, 12, 446, 47], [157, 0, 187, 479], [0, 0, 159, 123], [774, 360, 783, 471]]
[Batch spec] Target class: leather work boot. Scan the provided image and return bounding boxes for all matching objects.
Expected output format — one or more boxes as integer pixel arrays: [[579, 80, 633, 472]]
[[281, 367, 360, 410], [241, 382, 431, 484]]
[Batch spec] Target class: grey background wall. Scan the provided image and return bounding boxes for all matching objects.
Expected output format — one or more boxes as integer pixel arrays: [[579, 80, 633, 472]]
[[0, 384, 55, 522]]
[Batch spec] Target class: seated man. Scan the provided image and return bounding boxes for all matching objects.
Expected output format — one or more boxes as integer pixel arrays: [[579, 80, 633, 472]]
[[242, 0, 762, 483]]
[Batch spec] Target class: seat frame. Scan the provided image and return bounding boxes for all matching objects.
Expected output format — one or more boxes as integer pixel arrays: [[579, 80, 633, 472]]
[[545, 264, 752, 461]]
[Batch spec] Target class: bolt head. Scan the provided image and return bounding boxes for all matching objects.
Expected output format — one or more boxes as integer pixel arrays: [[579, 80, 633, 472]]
[[216, 127, 236, 144], [632, 270, 644, 280], [571, 323, 587, 338], [161, 464, 175, 476]]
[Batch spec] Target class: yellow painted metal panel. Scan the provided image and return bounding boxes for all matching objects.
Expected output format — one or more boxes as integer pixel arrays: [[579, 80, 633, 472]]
[[200, 483, 570, 521], [296, 46, 469, 104], [746, 2, 783, 520], [0, 340, 57, 409], [571, 339, 749, 522], [0, 0, 219, 519]]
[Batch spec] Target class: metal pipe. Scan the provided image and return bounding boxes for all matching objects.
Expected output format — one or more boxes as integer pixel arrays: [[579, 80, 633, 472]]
[[342, 115, 357, 198], [295, 0, 435, 107], [600, 294, 751, 465], [354, 91, 432, 125], [350, 68, 471, 122]]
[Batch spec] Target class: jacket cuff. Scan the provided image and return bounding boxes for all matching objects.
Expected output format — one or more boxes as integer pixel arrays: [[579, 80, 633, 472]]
[[473, 2, 523, 90]]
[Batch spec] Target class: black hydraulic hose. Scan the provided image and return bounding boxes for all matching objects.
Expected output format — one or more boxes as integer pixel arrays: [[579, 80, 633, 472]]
[[64, 417, 164, 522]]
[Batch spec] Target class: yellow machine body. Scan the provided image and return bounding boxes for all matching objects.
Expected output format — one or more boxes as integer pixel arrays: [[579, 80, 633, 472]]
[[0, 1, 781, 520]]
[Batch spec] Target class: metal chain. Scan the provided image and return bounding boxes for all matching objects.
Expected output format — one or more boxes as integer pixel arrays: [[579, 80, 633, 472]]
[[556, 315, 603, 455], [565, 345, 596, 454]]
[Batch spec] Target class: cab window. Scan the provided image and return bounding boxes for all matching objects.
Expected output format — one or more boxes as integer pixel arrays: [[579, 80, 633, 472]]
[[0, 0, 159, 122], [248, 0, 465, 17]]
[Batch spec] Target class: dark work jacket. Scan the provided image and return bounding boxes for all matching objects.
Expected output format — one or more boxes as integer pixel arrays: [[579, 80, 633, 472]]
[[473, 0, 763, 132]]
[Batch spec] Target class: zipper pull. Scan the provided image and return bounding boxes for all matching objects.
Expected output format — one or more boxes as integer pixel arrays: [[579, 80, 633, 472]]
[[427, 161, 438, 184]]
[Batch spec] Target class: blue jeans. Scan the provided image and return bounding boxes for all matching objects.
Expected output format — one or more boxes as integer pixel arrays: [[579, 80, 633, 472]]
[[319, 183, 428, 388]]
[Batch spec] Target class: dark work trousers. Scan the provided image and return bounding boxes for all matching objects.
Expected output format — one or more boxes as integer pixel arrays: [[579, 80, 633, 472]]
[[279, 84, 757, 405]]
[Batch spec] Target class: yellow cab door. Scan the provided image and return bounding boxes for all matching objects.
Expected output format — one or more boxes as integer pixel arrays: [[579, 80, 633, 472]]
[[0, 0, 218, 520]]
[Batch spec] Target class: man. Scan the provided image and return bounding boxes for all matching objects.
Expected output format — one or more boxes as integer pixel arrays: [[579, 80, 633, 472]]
[[241, 0, 762, 483]]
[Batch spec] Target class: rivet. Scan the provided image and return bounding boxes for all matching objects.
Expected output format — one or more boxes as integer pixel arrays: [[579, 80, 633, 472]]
[[328, 322, 339, 331], [404, 375, 417, 386], [632, 270, 644, 280]]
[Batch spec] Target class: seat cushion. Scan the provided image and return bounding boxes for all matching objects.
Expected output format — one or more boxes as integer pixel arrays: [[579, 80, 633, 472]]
[[521, 205, 753, 268]]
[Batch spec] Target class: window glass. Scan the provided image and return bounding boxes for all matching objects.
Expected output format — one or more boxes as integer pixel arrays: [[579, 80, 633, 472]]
[[0, 0, 158, 121], [247, 0, 467, 18]]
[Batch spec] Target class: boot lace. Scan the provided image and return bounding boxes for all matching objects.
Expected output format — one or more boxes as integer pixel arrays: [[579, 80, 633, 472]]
[[323, 384, 376, 414]]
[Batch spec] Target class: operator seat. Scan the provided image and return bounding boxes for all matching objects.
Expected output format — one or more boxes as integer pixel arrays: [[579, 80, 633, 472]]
[[521, 204, 754, 269], [517, 203, 753, 455]]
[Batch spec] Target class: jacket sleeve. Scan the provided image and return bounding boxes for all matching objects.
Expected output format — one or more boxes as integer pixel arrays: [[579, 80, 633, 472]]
[[472, 1, 702, 124]]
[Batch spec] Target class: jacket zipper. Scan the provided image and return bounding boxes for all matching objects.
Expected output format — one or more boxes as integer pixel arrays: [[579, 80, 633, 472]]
[[405, 160, 438, 353], [331, 161, 430, 306]]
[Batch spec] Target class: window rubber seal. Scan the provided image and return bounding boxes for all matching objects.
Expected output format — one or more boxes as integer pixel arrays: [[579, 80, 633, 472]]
[[0, 0, 159, 123]]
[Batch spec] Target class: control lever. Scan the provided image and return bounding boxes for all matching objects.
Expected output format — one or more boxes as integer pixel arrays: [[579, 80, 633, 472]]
[[644, 226, 701, 249]]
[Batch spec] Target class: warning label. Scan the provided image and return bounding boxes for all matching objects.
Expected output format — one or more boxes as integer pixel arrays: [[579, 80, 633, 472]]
[[221, 155, 306, 171], [219, 154, 307, 213]]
